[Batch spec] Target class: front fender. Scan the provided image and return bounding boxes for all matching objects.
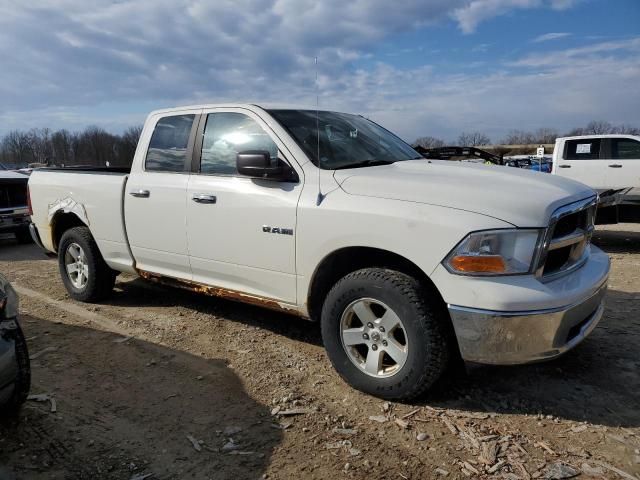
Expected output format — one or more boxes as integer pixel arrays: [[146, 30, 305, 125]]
[[296, 190, 511, 306]]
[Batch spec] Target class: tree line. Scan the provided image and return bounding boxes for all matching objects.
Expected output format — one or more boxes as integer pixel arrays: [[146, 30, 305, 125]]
[[1, 119, 639, 169], [413, 120, 640, 149], [0, 125, 143, 169]]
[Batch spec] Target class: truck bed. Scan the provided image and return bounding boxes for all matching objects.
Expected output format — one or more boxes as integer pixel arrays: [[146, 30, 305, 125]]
[[28, 168, 135, 273]]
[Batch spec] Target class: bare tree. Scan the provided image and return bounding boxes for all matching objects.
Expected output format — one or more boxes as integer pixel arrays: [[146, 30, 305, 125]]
[[533, 127, 559, 144], [502, 130, 534, 145], [25, 128, 54, 164], [457, 131, 491, 146], [413, 136, 445, 149], [611, 124, 640, 135], [51, 129, 73, 165], [565, 127, 585, 136], [2, 130, 31, 167], [584, 120, 613, 135]]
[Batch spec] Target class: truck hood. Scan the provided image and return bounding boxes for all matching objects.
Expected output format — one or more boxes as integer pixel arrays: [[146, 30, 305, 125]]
[[333, 160, 595, 227]]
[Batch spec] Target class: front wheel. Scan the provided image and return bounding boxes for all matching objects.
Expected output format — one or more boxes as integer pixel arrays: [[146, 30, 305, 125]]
[[321, 268, 451, 400], [58, 227, 116, 302]]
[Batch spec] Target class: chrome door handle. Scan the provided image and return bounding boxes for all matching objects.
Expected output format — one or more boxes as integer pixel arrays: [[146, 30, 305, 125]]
[[558, 164, 571, 168], [192, 193, 217, 204], [129, 189, 150, 198], [608, 164, 623, 168]]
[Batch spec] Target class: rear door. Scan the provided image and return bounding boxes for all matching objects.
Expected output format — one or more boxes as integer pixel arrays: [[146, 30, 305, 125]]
[[185, 108, 302, 303], [124, 111, 200, 279], [602, 137, 640, 192], [555, 138, 607, 190]]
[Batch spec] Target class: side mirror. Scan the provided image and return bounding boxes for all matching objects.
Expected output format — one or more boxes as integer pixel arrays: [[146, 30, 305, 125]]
[[236, 151, 295, 181]]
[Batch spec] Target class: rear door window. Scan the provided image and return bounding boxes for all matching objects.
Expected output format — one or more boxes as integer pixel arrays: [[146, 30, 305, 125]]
[[145, 114, 195, 172], [564, 139, 601, 160], [611, 138, 640, 159]]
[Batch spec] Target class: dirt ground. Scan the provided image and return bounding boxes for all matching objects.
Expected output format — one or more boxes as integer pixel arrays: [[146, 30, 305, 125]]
[[0, 225, 639, 480]]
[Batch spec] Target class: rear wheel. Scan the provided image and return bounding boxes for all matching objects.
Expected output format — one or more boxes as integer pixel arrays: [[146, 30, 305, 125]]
[[58, 227, 116, 302], [321, 268, 451, 400]]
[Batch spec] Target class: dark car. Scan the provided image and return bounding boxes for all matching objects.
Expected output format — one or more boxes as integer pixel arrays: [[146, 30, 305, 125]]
[[0, 169, 32, 244], [0, 274, 30, 414]]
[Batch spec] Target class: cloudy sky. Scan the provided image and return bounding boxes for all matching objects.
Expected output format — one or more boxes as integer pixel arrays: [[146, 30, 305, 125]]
[[0, 0, 638, 143]]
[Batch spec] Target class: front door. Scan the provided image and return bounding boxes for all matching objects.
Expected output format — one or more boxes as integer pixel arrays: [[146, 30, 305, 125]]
[[185, 109, 302, 303]]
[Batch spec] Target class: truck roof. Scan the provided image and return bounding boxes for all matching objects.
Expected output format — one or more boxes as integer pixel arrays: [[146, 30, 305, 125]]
[[146, 103, 355, 117], [148, 103, 305, 116], [556, 134, 640, 141]]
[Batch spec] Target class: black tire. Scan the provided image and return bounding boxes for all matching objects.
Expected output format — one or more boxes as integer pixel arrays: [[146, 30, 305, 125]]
[[14, 227, 32, 244], [58, 226, 116, 302], [321, 268, 451, 401], [0, 323, 31, 416]]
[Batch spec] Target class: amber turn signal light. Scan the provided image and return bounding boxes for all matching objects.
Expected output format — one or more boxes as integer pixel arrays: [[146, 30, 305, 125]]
[[449, 255, 506, 273]]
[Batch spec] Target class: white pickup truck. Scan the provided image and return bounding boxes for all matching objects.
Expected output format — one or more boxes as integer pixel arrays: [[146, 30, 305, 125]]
[[551, 134, 640, 222], [28, 104, 610, 400]]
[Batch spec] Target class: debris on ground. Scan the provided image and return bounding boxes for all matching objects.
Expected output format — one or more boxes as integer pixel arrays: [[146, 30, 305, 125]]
[[186, 434, 202, 452]]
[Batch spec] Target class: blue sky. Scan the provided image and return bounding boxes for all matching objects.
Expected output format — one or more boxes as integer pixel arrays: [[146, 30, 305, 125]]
[[0, 0, 638, 143]]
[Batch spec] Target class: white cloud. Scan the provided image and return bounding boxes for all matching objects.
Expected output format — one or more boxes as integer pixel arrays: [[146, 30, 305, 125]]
[[453, 0, 539, 34], [452, 0, 578, 34], [549, 0, 579, 10], [532, 32, 571, 43], [513, 37, 640, 67]]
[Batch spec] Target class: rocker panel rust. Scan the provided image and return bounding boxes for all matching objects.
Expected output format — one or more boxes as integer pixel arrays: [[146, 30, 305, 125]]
[[137, 270, 305, 317]]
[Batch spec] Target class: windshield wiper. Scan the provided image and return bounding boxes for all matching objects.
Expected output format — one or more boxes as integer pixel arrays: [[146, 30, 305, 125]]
[[334, 160, 396, 170]]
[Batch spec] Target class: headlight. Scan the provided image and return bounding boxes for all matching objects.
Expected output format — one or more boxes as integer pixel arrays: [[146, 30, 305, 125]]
[[444, 229, 542, 276]]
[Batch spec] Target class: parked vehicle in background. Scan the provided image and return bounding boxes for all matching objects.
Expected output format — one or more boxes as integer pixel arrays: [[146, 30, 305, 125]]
[[28, 104, 610, 400], [504, 156, 553, 173], [552, 135, 640, 223], [0, 273, 31, 415], [0, 169, 32, 243]]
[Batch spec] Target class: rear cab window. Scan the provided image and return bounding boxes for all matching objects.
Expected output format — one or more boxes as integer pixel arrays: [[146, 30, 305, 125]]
[[145, 114, 196, 172], [564, 139, 601, 160]]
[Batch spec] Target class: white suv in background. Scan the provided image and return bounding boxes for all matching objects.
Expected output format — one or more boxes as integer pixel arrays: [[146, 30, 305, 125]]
[[552, 135, 640, 221]]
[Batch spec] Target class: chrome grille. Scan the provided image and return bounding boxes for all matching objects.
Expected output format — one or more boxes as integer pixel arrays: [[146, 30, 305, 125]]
[[535, 197, 597, 280]]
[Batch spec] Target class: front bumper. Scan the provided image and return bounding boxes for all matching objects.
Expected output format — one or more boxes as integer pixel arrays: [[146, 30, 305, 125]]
[[445, 247, 610, 365]]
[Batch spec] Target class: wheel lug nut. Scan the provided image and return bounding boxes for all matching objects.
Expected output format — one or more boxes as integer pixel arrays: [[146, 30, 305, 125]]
[[371, 344, 378, 351], [367, 322, 373, 328], [379, 326, 385, 332], [382, 340, 388, 347], [362, 333, 369, 340]]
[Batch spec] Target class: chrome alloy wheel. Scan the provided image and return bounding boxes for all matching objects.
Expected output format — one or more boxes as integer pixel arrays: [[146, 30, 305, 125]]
[[64, 242, 89, 289], [339, 298, 408, 378]]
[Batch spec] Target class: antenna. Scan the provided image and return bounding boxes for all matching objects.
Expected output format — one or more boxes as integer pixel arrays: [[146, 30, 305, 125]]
[[315, 56, 325, 206]]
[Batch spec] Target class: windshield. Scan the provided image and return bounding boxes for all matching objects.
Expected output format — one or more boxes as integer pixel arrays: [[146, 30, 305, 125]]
[[267, 109, 422, 169]]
